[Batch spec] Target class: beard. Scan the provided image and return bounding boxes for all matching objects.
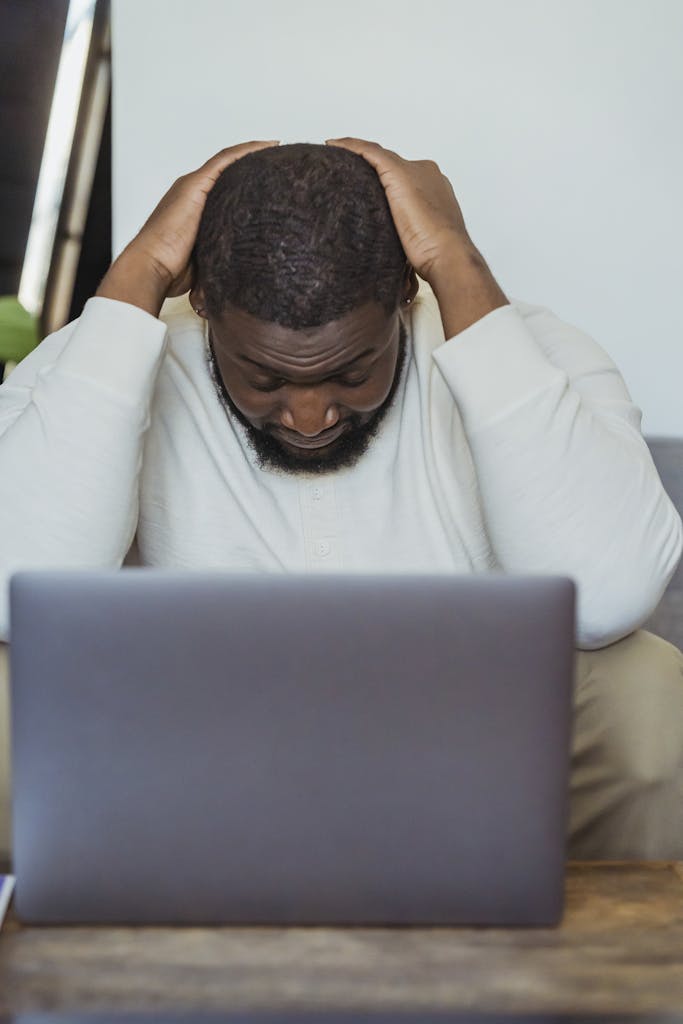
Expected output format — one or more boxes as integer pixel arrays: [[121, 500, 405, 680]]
[[207, 321, 408, 476]]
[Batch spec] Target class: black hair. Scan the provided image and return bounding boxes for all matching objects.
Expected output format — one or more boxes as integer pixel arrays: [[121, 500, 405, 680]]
[[194, 142, 407, 329]]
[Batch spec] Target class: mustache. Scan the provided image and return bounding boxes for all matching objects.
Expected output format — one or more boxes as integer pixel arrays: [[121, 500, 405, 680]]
[[262, 412, 365, 438]]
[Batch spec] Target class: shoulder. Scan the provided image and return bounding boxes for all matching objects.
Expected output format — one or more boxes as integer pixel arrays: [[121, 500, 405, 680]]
[[1, 319, 77, 387], [158, 295, 207, 365], [508, 297, 620, 378], [409, 277, 443, 350], [410, 280, 548, 352], [414, 282, 618, 379], [159, 295, 203, 338]]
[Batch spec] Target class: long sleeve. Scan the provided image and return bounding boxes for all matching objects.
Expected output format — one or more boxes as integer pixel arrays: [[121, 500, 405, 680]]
[[0, 297, 167, 640], [432, 301, 682, 649]]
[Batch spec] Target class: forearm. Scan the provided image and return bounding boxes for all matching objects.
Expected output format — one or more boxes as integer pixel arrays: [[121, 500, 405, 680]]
[[96, 248, 171, 319], [429, 238, 509, 338]]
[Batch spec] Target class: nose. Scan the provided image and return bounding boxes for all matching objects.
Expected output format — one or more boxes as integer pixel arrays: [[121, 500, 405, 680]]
[[279, 388, 340, 436]]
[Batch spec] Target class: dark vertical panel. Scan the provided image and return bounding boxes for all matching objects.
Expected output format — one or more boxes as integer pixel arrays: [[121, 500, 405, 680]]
[[0, 0, 70, 295], [68, 90, 111, 320]]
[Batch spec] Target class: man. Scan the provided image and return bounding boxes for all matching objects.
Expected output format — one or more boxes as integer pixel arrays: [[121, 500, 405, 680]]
[[0, 139, 682, 860]]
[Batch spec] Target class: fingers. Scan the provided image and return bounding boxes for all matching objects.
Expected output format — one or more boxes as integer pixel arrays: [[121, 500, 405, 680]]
[[326, 140, 443, 175], [325, 137, 404, 172], [195, 140, 281, 185], [202, 139, 281, 168]]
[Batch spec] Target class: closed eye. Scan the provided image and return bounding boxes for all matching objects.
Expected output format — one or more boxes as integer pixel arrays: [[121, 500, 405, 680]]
[[249, 374, 369, 392], [249, 379, 286, 392]]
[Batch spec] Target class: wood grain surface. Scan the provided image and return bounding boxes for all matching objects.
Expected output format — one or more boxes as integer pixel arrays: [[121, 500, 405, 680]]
[[1, 862, 683, 1014]]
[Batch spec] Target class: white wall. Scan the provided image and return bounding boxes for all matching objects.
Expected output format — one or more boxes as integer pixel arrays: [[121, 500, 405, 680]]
[[111, 0, 683, 436]]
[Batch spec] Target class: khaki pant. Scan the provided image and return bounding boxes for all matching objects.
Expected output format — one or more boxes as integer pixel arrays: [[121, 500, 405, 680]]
[[0, 631, 682, 862]]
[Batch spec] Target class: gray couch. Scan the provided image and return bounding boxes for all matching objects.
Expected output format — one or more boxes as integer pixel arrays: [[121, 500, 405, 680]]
[[645, 438, 683, 650]]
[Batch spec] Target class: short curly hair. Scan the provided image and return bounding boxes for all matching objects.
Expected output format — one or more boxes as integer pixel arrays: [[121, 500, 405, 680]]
[[194, 142, 407, 329]]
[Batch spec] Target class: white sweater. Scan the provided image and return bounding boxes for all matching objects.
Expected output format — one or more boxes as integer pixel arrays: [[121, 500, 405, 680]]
[[0, 280, 680, 647]]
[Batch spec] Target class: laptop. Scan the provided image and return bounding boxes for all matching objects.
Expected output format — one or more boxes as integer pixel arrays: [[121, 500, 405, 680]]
[[9, 570, 575, 926], [3, 1016, 679, 1024]]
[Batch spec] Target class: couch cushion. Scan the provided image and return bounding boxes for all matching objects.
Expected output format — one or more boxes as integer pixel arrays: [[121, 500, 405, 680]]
[[644, 438, 683, 649]]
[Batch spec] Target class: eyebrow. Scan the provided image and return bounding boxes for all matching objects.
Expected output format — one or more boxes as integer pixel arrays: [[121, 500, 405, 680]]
[[238, 347, 376, 374]]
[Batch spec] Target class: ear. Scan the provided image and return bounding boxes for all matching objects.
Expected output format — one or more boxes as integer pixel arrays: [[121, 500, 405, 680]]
[[189, 285, 209, 319]]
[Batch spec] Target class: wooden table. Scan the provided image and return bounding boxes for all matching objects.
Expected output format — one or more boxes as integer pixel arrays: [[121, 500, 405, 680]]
[[1, 862, 683, 1015]]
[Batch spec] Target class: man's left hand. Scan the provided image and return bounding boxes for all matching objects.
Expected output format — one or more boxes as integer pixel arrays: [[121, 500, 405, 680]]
[[325, 137, 509, 336], [325, 137, 470, 286]]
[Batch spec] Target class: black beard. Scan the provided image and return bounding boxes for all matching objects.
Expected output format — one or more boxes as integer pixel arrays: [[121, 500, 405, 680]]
[[207, 322, 408, 476]]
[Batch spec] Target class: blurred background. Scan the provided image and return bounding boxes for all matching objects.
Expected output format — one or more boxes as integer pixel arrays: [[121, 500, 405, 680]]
[[2, 0, 682, 439], [1, 0, 109, 375]]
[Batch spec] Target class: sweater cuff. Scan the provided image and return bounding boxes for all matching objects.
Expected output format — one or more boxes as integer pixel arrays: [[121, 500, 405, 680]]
[[56, 296, 168, 400], [431, 303, 564, 430]]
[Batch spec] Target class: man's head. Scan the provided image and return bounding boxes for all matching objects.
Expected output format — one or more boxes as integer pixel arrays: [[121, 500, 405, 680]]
[[191, 142, 418, 474]]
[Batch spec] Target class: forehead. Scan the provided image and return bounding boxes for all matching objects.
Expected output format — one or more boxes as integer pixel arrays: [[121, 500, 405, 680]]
[[212, 300, 395, 368]]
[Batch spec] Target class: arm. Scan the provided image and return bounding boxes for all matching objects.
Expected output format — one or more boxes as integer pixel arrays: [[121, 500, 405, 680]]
[[326, 138, 682, 648], [431, 295, 682, 648], [0, 301, 167, 641], [0, 141, 280, 641]]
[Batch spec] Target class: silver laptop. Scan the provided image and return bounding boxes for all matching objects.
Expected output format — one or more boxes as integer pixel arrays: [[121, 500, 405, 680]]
[[9, 570, 575, 926]]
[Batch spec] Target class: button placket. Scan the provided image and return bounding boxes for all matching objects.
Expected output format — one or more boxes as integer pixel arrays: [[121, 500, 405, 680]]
[[298, 479, 342, 570]]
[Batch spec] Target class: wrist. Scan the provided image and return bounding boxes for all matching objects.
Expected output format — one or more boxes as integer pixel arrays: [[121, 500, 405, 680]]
[[429, 240, 509, 338], [96, 246, 171, 318]]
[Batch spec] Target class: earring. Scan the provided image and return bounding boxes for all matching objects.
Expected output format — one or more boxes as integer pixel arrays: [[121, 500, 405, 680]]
[[404, 297, 412, 305]]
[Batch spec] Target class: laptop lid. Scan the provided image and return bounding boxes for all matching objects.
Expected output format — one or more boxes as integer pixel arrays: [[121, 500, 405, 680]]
[[9, 570, 575, 925]]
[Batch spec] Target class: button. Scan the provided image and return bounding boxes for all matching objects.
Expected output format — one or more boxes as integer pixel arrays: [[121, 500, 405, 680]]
[[312, 486, 324, 501], [314, 540, 331, 557]]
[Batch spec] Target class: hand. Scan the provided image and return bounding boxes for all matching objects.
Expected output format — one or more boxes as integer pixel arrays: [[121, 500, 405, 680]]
[[326, 137, 508, 335], [325, 137, 469, 285], [97, 141, 280, 317]]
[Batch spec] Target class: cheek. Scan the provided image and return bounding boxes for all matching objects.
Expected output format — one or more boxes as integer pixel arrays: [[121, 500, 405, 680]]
[[348, 373, 395, 413], [214, 360, 275, 426], [354, 345, 401, 411], [225, 382, 276, 425]]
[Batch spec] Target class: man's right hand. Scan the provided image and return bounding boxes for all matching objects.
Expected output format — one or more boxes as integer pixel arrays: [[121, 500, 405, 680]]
[[96, 141, 280, 318]]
